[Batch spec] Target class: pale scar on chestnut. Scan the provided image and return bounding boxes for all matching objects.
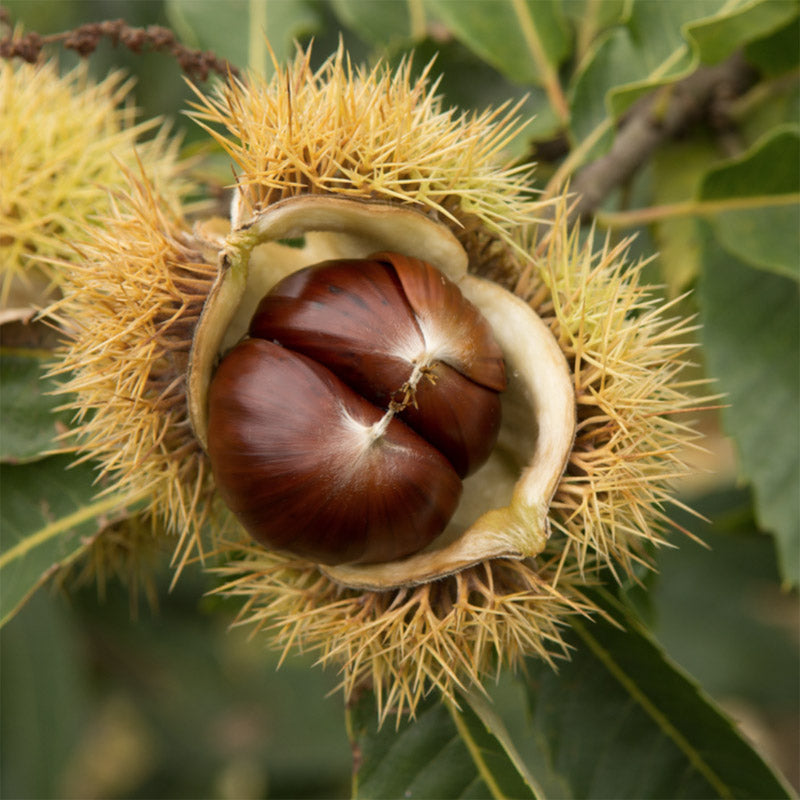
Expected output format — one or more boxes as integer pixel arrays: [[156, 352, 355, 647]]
[[206, 252, 507, 566]]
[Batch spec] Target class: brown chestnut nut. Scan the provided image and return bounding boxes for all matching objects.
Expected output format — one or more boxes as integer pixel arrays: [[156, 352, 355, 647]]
[[207, 338, 462, 565], [250, 252, 507, 477], [207, 252, 506, 565]]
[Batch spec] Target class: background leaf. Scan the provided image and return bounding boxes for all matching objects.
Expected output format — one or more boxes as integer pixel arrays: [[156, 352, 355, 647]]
[[424, 0, 571, 85], [567, 0, 781, 160], [699, 228, 800, 586], [403, 37, 561, 146], [699, 127, 800, 280], [350, 691, 537, 799], [651, 134, 720, 294], [0, 350, 70, 463], [686, 0, 799, 65], [0, 577, 352, 799], [653, 488, 800, 790], [0, 592, 90, 799], [567, 26, 639, 156], [330, 0, 418, 50], [165, 0, 321, 76], [523, 593, 793, 799], [744, 10, 800, 77], [0, 455, 137, 626], [560, 0, 630, 43]]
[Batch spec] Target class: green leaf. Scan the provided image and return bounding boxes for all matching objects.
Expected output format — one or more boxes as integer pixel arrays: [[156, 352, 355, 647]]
[[651, 134, 721, 294], [350, 691, 536, 799], [524, 592, 794, 799], [165, 0, 320, 76], [653, 488, 800, 717], [568, 0, 788, 163], [330, 0, 418, 49], [0, 455, 140, 627], [400, 37, 562, 147], [561, 0, 630, 69], [561, 0, 630, 33], [0, 576, 352, 799], [425, 0, 571, 86], [0, 350, 70, 464], [0, 592, 90, 799], [699, 229, 800, 586], [739, 78, 800, 146], [609, 0, 795, 116], [569, 1, 709, 148], [457, 691, 543, 800], [702, 127, 800, 197], [567, 26, 637, 157], [64, 583, 350, 798], [699, 127, 800, 279], [687, 0, 799, 65], [744, 11, 800, 76]]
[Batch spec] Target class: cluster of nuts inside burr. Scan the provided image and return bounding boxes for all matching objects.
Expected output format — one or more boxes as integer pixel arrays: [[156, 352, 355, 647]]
[[206, 251, 507, 565], [191, 197, 575, 588]]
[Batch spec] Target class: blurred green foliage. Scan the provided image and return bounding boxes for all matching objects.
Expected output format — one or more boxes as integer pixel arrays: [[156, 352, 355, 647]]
[[1, 572, 352, 799]]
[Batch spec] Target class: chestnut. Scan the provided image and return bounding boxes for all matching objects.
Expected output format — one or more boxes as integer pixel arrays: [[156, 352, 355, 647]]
[[206, 253, 507, 565], [250, 252, 506, 477]]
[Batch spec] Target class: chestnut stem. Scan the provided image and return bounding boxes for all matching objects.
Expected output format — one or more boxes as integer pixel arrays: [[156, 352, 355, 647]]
[[371, 359, 437, 442]]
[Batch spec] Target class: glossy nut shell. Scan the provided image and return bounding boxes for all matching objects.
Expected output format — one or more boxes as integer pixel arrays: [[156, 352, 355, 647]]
[[207, 338, 463, 565], [250, 253, 506, 477]]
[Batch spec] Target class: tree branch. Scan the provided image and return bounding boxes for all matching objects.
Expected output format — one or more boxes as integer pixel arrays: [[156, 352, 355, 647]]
[[0, 18, 240, 83], [567, 51, 756, 225]]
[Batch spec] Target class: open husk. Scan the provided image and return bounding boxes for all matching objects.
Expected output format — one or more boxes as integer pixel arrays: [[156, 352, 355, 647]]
[[188, 196, 575, 589]]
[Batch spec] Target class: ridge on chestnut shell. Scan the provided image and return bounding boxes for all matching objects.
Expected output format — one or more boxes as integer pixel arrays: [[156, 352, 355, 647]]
[[206, 252, 507, 565]]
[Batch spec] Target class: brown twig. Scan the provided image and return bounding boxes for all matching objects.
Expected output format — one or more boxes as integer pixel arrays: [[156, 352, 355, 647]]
[[0, 18, 240, 82], [566, 51, 757, 225]]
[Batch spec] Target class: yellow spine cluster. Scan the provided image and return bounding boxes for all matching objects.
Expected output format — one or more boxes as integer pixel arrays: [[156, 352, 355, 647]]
[[0, 59, 187, 306]]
